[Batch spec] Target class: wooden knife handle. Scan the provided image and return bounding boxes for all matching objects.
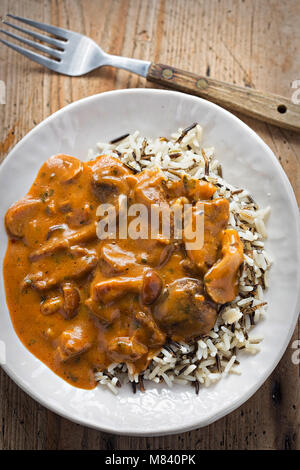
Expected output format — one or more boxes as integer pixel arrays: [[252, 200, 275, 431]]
[[147, 63, 300, 132]]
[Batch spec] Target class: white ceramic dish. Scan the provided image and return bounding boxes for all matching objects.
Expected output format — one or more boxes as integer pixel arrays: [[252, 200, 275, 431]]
[[0, 89, 299, 436]]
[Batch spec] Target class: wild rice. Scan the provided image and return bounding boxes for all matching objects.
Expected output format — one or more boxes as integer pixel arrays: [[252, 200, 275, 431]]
[[89, 124, 272, 394]]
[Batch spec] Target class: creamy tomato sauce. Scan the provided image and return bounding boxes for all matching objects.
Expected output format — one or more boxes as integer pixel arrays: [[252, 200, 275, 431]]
[[3, 154, 243, 389]]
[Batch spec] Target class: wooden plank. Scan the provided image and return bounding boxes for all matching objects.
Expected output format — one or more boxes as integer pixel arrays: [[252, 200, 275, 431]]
[[0, 0, 299, 450]]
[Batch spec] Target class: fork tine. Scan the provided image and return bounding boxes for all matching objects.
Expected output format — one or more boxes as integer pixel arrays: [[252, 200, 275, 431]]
[[2, 20, 65, 48], [0, 38, 61, 72], [0, 29, 63, 59], [6, 14, 69, 40]]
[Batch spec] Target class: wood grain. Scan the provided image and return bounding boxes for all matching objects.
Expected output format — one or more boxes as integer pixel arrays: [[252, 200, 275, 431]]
[[147, 63, 300, 132], [0, 0, 299, 450]]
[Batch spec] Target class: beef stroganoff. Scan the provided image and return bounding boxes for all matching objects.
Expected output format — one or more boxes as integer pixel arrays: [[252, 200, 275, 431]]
[[3, 124, 271, 393]]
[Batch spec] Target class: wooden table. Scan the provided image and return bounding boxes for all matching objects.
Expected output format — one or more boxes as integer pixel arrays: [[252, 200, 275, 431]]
[[0, 0, 299, 450]]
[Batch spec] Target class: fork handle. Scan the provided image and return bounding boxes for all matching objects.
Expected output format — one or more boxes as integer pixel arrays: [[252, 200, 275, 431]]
[[146, 63, 300, 133]]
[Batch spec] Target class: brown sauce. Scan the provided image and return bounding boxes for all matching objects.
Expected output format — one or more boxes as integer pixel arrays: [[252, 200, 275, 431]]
[[3, 154, 243, 389]]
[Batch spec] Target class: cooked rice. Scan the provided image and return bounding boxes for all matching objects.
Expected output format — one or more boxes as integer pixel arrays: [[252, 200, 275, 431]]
[[89, 124, 272, 394]]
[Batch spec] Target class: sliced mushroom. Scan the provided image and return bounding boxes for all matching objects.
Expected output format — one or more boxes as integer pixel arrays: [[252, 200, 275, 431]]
[[92, 276, 143, 304], [40, 282, 80, 319], [29, 223, 97, 262], [141, 269, 163, 305], [40, 296, 64, 316], [5, 197, 42, 239], [180, 258, 201, 277], [88, 155, 133, 204], [91, 269, 162, 306], [168, 175, 216, 201], [92, 181, 119, 204], [45, 154, 83, 184], [65, 204, 92, 227], [153, 278, 217, 341], [99, 242, 137, 276], [134, 167, 167, 207], [135, 238, 173, 268], [27, 245, 98, 290], [107, 336, 148, 363], [29, 238, 68, 262], [46, 224, 68, 241], [85, 297, 119, 323], [134, 311, 166, 347], [67, 223, 97, 245], [62, 282, 80, 319], [204, 229, 244, 303], [56, 325, 92, 362], [185, 198, 229, 273]]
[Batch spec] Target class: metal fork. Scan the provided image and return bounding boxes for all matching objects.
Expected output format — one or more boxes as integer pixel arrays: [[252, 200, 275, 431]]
[[0, 14, 149, 77], [1, 14, 300, 133]]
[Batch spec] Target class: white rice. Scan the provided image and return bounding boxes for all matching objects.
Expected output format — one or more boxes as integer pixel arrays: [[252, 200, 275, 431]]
[[90, 124, 272, 394]]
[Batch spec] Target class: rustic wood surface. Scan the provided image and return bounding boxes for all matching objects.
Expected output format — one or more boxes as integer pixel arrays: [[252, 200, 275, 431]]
[[0, 0, 299, 450]]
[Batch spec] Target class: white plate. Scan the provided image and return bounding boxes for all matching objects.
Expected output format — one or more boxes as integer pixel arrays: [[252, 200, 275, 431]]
[[0, 89, 299, 436]]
